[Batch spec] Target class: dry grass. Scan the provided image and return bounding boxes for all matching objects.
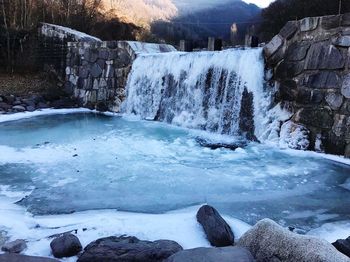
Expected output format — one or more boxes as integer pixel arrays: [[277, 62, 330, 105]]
[[0, 73, 52, 96]]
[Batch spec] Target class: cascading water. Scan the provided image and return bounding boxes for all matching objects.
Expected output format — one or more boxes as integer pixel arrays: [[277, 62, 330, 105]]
[[122, 48, 276, 141]]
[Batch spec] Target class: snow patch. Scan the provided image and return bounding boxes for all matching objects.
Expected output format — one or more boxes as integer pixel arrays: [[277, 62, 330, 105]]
[[279, 120, 310, 150], [41, 23, 101, 42], [0, 108, 93, 123]]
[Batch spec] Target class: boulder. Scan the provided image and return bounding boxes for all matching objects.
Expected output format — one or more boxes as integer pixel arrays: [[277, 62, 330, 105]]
[[77, 236, 182, 262], [264, 35, 283, 58], [278, 80, 298, 101], [50, 233, 82, 258], [295, 107, 333, 129], [342, 13, 350, 26], [300, 17, 319, 31], [275, 61, 304, 79], [305, 42, 345, 70], [333, 237, 350, 257], [0, 102, 12, 110], [195, 137, 248, 150], [286, 41, 311, 61], [238, 219, 350, 262], [1, 239, 27, 253], [0, 254, 58, 262], [342, 74, 350, 99], [79, 66, 90, 78], [326, 92, 343, 110], [165, 246, 254, 262], [90, 64, 102, 78], [84, 49, 98, 63], [279, 21, 298, 40], [321, 15, 341, 30], [12, 105, 26, 112], [306, 71, 340, 89], [26, 106, 36, 112], [196, 205, 234, 247], [333, 35, 350, 47]]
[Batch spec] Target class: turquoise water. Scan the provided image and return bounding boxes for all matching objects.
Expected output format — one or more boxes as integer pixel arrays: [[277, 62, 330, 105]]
[[0, 112, 349, 231]]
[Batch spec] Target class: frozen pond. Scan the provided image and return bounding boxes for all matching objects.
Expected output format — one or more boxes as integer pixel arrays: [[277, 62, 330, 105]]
[[0, 112, 349, 232]]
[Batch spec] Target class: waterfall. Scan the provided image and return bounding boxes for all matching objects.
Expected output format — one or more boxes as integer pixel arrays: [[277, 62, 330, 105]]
[[122, 48, 275, 140]]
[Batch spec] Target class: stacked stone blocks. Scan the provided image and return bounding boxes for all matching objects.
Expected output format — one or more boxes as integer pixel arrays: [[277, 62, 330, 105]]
[[264, 13, 350, 156], [65, 41, 132, 112]]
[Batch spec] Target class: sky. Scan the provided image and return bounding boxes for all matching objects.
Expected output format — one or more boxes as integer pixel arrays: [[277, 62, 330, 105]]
[[174, 0, 275, 10], [243, 0, 274, 8]]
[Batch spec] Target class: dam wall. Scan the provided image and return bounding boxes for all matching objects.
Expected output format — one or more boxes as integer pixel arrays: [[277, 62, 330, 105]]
[[264, 14, 350, 156]]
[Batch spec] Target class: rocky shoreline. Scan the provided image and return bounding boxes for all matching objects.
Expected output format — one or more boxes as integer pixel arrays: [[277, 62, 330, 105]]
[[0, 205, 349, 262], [0, 94, 79, 114]]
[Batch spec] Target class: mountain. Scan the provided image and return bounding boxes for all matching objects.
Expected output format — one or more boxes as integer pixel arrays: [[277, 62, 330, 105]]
[[100, 0, 261, 45], [101, 0, 178, 27], [152, 0, 261, 46]]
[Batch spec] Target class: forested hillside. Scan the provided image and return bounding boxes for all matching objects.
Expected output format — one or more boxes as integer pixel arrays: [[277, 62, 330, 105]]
[[0, 0, 140, 72]]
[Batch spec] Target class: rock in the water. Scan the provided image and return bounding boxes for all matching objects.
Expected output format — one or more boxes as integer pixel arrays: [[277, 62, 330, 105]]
[[195, 137, 247, 150], [333, 237, 350, 257], [196, 205, 234, 247], [50, 233, 82, 258], [238, 219, 350, 262], [165, 246, 254, 262], [1, 239, 27, 254], [77, 236, 182, 262], [0, 254, 59, 262]]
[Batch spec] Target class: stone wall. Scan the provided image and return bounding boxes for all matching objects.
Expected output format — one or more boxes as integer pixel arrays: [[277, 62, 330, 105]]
[[65, 41, 132, 111], [65, 41, 177, 111], [264, 13, 350, 157]]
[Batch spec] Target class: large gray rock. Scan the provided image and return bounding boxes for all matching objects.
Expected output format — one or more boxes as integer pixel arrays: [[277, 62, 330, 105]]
[[196, 205, 234, 247], [275, 61, 304, 79], [1, 239, 27, 253], [77, 236, 182, 262], [165, 246, 254, 262], [295, 107, 333, 129], [279, 21, 298, 40], [50, 233, 82, 258], [90, 64, 102, 78], [305, 42, 345, 70], [264, 35, 283, 58], [333, 237, 350, 258], [238, 219, 350, 262], [12, 105, 26, 112], [0, 254, 58, 262], [342, 74, 350, 98], [321, 15, 341, 30], [333, 35, 350, 47], [300, 17, 319, 31], [286, 41, 311, 61], [326, 92, 343, 110], [306, 71, 340, 89]]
